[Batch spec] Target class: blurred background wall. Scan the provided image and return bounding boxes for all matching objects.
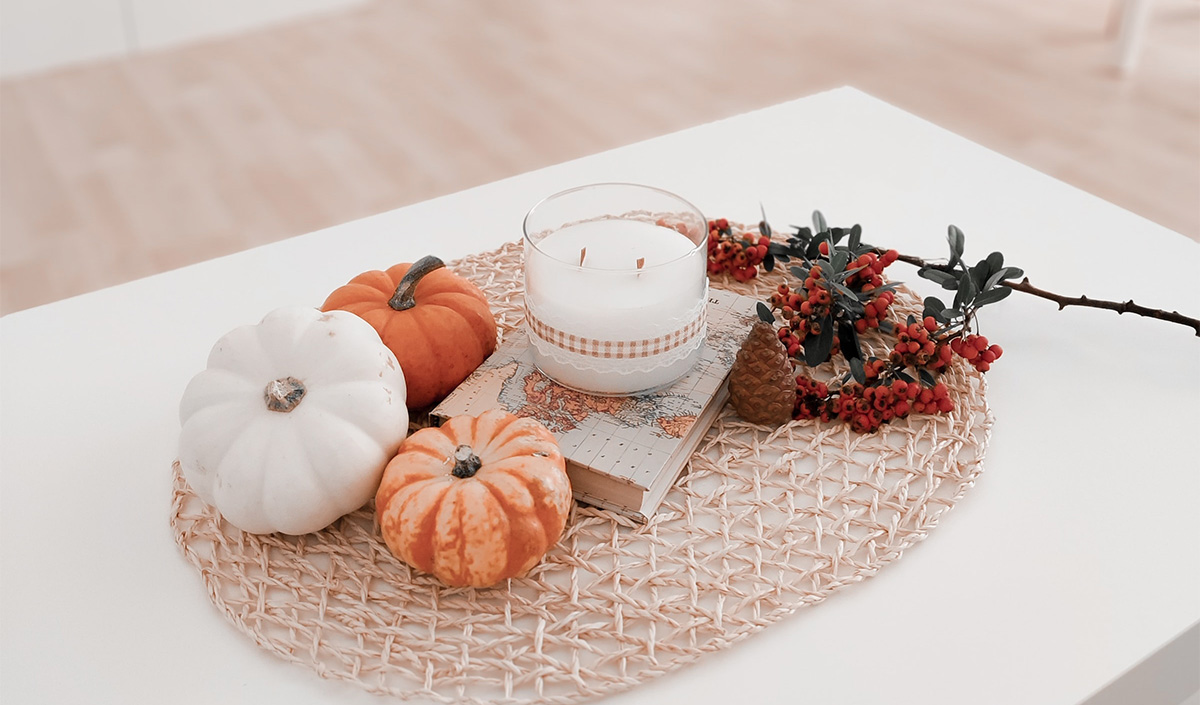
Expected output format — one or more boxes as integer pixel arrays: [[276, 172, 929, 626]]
[[1, 0, 1197, 313]]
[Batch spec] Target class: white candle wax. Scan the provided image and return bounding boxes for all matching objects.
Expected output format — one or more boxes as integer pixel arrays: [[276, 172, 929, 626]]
[[524, 218, 707, 394]]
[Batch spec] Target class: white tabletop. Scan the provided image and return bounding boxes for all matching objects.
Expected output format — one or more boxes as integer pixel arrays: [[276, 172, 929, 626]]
[[2, 87, 1197, 705]]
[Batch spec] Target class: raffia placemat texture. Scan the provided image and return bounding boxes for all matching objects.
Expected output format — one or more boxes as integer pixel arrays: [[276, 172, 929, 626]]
[[171, 238, 992, 704]]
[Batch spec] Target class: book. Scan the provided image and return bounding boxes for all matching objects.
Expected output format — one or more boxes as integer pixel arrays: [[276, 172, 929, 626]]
[[429, 287, 760, 522]]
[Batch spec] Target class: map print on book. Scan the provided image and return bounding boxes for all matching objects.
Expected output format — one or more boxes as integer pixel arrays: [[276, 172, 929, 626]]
[[431, 288, 760, 521]]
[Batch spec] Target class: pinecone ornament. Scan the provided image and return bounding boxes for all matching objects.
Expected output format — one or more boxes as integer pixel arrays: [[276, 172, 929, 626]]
[[729, 322, 797, 426]]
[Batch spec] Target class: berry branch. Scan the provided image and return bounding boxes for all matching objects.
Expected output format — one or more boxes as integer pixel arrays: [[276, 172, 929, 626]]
[[883, 250, 1200, 336], [708, 210, 1198, 434]]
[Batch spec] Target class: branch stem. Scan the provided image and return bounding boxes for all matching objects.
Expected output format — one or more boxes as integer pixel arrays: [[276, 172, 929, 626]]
[[887, 251, 1200, 336]]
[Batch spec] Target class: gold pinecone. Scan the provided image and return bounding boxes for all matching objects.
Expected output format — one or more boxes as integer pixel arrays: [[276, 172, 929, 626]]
[[729, 321, 797, 426]]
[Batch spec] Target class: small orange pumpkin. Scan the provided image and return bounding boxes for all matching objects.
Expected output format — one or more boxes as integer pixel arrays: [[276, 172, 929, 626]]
[[376, 409, 572, 588], [322, 256, 497, 409]]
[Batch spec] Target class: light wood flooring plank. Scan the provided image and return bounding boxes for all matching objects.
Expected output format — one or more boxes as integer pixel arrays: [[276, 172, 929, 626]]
[[1, 0, 1196, 313]]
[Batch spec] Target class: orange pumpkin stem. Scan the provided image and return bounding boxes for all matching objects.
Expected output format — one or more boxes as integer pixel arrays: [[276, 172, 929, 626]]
[[451, 445, 483, 479], [388, 255, 446, 311]]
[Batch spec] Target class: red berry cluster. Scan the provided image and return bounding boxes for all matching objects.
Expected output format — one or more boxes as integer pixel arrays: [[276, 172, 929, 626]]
[[770, 250, 901, 351], [890, 317, 953, 371], [707, 219, 770, 282], [771, 269, 829, 356], [792, 375, 831, 422], [853, 289, 897, 334], [845, 249, 899, 289], [831, 379, 954, 433], [950, 334, 1003, 372]]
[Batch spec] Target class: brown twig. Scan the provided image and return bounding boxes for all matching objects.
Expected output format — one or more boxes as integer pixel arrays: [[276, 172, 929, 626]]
[[890, 252, 1200, 337]]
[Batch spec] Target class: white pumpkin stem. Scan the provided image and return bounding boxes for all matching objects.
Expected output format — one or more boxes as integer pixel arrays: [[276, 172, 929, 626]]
[[451, 445, 483, 479], [388, 255, 446, 311], [264, 376, 306, 412]]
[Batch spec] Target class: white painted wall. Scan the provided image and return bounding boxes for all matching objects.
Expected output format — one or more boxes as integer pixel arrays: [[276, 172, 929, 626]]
[[0, 0, 364, 78], [0, 0, 129, 77], [128, 0, 364, 52]]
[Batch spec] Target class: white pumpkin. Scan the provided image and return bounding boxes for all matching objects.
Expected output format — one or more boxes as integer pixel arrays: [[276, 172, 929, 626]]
[[178, 307, 409, 535]]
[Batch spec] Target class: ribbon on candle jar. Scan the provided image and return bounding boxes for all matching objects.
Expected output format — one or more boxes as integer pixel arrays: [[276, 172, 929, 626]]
[[525, 304, 706, 360]]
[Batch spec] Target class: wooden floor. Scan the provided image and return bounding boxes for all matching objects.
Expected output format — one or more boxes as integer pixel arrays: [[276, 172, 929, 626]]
[[2, 0, 1197, 314]]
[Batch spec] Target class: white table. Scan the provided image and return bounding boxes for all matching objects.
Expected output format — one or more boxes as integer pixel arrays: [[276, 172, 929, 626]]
[[2, 87, 1197, 705]]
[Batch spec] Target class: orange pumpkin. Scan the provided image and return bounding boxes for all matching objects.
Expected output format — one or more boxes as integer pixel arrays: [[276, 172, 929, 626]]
[[322, 256, 497, 409], [376, 409, 572, 588]]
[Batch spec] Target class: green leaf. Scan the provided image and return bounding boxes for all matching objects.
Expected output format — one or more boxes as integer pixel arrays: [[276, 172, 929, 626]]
[[954, 269, 976, 309], [830, 227, 845, 245], [756, 302, 776, 323], [985, 251, 1004, 277], [830, 249, 849, 274], [879, 320, 895, 334], [919, 267, 958, 289], [839, 321, 862, 362], [848, 224, 862, 250], [941, 308, 962, 319], [947, 225, 965, 270], [813, 210, 828, 234], [790, 265, 810, 281], [849, 357, 866, 385], [759, 204, 772, 237], [804, 316, 835, 366], [971, 260, 988, 289], [837, 293, 864, 315], [1001, 266, 1025, 280], [982, 269, 1007, 292], [923, 296, 947, 322], [763, 253, 776, 273], [919, 368, 937, 388], [973, 286, 1012, 306]]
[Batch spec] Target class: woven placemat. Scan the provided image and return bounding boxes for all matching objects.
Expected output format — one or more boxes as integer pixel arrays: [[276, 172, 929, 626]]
[[171, 239, 991, 704]]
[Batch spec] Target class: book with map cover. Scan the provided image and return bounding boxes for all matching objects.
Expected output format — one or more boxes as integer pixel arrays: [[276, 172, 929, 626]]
[[429, 288, 760, 522]]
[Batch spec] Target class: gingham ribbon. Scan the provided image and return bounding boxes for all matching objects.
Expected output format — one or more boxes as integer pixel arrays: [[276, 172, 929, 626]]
[[525, 305, 706, 359]]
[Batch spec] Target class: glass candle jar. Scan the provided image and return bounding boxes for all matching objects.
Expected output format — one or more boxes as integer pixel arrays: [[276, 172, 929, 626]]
[[522, 183, 708, 395]]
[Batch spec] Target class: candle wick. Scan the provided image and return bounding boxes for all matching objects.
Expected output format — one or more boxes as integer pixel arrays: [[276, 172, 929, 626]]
[[579, 247, 587, 267]]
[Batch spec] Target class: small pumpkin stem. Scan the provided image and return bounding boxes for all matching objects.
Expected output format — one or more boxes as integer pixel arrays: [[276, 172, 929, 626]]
[[451, 445, 483, 479], [388, 255, 445, 311], [264, 376, 306, 412]]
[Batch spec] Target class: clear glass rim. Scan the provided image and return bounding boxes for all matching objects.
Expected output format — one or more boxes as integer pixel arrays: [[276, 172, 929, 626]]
[[522, 182, 707, 272]]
